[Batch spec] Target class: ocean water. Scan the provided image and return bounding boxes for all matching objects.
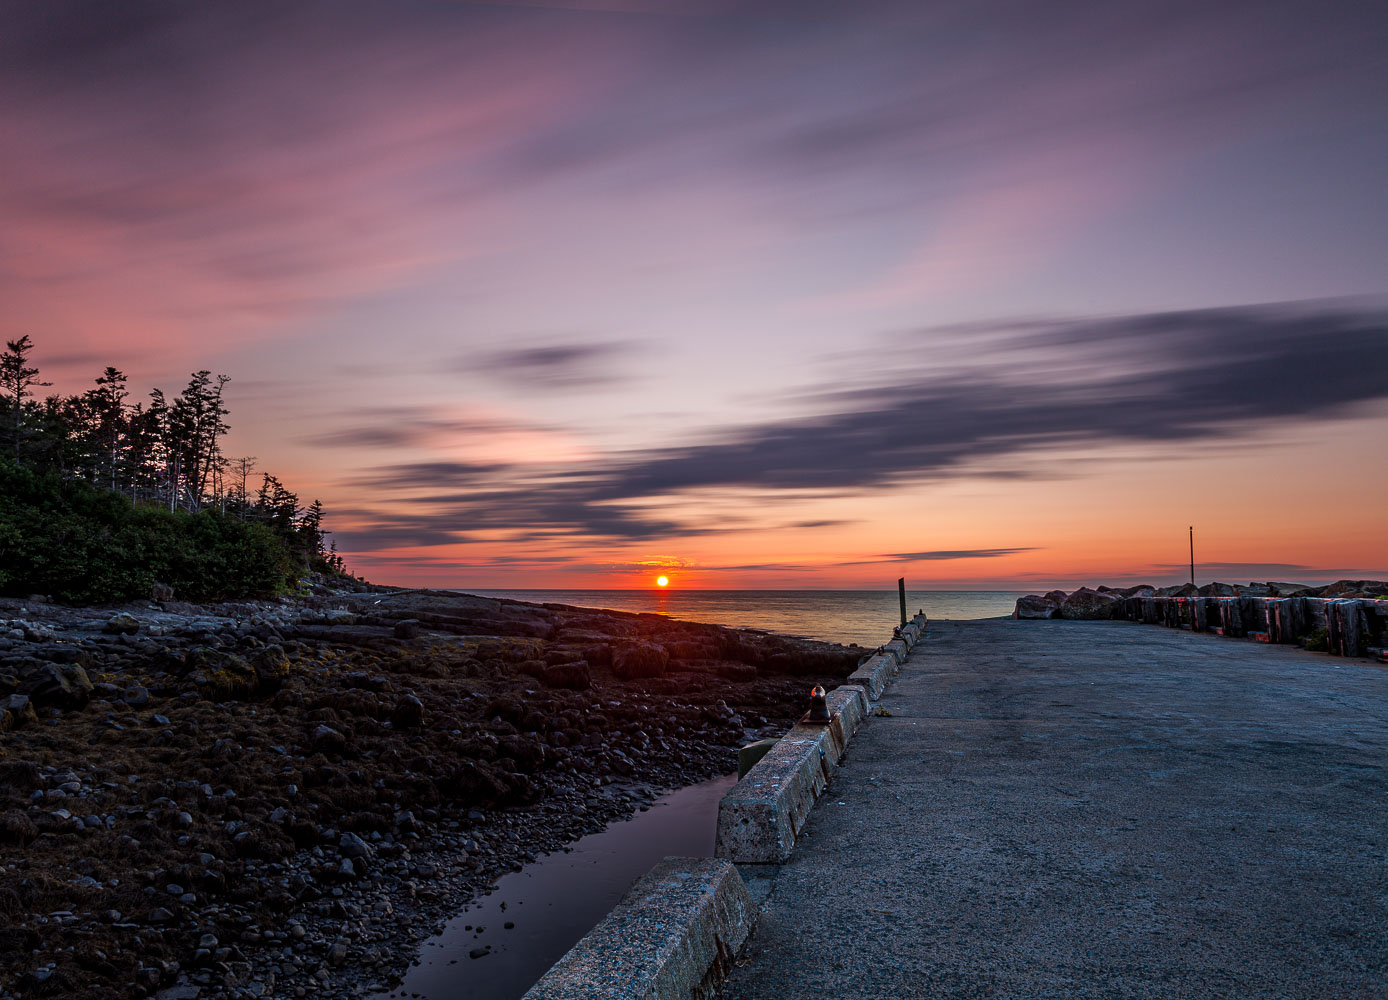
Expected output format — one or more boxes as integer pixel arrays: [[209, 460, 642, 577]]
[[463, 589, 1028, 648]]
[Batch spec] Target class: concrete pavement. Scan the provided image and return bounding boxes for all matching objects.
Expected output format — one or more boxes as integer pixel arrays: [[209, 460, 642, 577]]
[[720, 619, 1388, 999]]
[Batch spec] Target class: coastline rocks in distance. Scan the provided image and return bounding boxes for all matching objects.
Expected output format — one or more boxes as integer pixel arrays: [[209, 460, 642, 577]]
[[1058, 588, 1119, 620], [1011, 578, 1388, 620]]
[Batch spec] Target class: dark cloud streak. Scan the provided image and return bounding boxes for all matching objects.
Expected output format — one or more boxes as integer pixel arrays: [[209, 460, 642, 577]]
[[340, 301, 1388, 549], [461, 340, 635, 389]]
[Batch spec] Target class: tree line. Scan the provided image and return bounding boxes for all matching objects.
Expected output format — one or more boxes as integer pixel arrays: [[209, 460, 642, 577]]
[[0, 335, 349, 603]]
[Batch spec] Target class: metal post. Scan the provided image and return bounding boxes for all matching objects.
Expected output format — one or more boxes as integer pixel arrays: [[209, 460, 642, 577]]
[[898, 577, 907, 627], [1189, 526, 1195, 586]]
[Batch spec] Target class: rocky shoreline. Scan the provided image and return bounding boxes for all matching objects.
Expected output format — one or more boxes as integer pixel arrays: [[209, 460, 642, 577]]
[[0, 587, 866, 1000]]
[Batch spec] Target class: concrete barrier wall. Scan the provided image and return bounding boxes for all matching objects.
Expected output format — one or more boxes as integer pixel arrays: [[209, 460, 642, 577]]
[[521, 857, 754, 1000], [1116, 596, 1388, 659], [524, 616, 926, 999], [714, 686, 867, 863], [714, 615, 926, 863], [848, 652, 898, 700]]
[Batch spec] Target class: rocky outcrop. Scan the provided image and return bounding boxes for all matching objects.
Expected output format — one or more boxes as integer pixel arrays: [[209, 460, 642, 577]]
[[1058, 588, 1119, 620], [613, 642, 670, 679], [541, 661, 592, 690], [1013, 595, 1060, 619], [6, 659, 93, 709]]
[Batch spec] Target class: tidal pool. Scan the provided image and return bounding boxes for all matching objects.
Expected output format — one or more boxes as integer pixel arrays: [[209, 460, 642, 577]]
[[373, 772, 737, 1000]]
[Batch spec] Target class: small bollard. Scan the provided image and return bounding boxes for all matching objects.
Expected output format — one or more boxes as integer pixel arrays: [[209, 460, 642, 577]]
[[806, 685, 830, 724]]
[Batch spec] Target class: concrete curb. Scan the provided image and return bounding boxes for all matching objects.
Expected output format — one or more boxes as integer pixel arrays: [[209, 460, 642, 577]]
[[714, 685, 868, 863], [521, 857, 754, 1000], [848, 652, 898, 700], [852, 614, 926, 697]]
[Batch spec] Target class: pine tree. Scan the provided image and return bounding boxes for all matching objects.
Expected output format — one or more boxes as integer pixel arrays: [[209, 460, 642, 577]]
[[0, 336, 52, 461], [299, 498, 326, 561], [88, 367, 129, 492]]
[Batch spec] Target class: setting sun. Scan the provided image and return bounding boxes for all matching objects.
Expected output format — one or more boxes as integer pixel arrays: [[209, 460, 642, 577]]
[[656, 576, 669, 587]]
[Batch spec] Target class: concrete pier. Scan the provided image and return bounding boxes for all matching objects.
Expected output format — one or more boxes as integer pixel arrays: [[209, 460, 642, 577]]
[[720, 619, 1388, 998]]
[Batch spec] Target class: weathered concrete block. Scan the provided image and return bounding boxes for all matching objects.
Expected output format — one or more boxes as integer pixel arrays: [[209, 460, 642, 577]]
[[848, 653, 897, 700], [522, 857, 754, 1000], [885, 637, 909, 663], [715, 688, 865, 865]]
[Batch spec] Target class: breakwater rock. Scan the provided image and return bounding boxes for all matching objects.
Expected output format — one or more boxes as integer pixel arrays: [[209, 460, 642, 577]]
[[1013, 579, 1388, 620], [1011, 580, 1388, 660], [0, 588, 864, 1000]]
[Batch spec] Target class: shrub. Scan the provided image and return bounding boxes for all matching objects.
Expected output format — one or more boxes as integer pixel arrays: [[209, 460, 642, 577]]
[[0, 459, 297, 603]]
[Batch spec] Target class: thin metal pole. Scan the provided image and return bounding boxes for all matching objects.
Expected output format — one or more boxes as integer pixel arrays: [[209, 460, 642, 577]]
[[1189, 526, 1195, 586], [898, 577, 908, 626]]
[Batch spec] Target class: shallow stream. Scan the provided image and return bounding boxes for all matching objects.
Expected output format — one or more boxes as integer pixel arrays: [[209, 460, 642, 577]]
[[371, 772, 737, 1000]]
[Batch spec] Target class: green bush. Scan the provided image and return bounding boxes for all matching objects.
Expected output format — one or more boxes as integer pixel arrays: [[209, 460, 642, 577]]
[[0, 459, 296, 603]]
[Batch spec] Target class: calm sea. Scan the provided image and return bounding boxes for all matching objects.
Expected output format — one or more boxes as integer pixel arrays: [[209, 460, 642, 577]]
[[461, 590, 1028, 648]]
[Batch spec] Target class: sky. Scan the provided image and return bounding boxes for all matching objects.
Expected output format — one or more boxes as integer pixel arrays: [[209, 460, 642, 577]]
[[3, 0, 1387, 589]]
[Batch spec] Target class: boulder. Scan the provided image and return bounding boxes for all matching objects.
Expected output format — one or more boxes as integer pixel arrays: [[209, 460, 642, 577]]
[[1059, 588, 1119, 620], [2, 693, 37, 728], [1319, 579, 1388, 598], [1120, 585, 1157, 598], [252, 645, 290, 692], [104, 613, 140, 635], [186, 648, 259, 701], [612, 643, 669, 679], [312, 724, 348, 753], [151, 582, 175, 602], [1043, 590, 1069, 604], [339, 831, 374, 860], [17, 661, 93, 709], [20, 622, 56, 642], [581, 643, 613, 667], [392, 619, 422, 640], [390, 694, 425, 729], [540, 661, 591, 690], [1198, 582, 1238, 597], [1013, 595, 1059, 619], [1156, 583, 1199, 598]]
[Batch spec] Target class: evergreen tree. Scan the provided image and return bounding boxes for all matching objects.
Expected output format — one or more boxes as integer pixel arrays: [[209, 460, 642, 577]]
[[0, 336, 51, 460], [88, 367, 129, 492], [0, 335, 352, 598]]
